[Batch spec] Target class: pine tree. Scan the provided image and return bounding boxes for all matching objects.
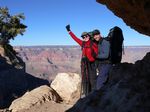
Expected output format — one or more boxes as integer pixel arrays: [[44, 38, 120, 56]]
[[0, 7, 27, 44], [0, 7, 27, 68]]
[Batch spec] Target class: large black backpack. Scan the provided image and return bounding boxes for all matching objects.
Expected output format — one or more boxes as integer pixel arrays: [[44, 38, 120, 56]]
[[108, 26, 124, 64]]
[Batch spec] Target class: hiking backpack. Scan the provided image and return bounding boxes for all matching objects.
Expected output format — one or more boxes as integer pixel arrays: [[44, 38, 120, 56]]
[[108, 26, 124, 64]]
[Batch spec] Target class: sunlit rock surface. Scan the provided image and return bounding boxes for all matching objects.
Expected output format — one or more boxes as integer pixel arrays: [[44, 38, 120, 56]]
[[51, 73, 81, 104], [9, 85, 61, 112]]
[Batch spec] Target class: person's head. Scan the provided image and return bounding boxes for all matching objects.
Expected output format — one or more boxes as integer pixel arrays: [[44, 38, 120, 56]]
[[92, 29, 102, 42], [81, 32, 90, 42]]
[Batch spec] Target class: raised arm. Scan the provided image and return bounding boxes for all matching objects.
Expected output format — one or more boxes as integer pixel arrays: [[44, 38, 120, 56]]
[[66, 25, 82, 46]]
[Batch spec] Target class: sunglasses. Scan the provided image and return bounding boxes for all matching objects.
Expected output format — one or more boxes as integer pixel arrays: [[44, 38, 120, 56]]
[[82, 35, 89, 39]]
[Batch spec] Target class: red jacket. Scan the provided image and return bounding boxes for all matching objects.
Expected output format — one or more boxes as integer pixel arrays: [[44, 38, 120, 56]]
[[69, 31, 98, 62]]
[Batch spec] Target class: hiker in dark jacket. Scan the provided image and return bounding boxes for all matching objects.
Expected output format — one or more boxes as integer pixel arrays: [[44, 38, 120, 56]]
[[92, 29, 112, 90], [66, 25, 98, 96]]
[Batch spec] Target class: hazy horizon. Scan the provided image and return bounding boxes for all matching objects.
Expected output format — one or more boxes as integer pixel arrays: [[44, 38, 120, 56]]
[[13, 45, 150, 47]]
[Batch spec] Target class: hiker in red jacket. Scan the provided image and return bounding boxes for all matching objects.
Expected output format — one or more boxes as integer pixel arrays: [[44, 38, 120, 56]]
[[66, 24, 98, 97]]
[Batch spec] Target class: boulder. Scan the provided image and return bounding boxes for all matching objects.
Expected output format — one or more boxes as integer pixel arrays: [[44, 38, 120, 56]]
[[51, 73, 81, 104], [9, 85, 62, 112]]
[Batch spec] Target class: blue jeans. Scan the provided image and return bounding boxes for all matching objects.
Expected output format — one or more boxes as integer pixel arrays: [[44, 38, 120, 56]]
[[96, 63, 112, 90]]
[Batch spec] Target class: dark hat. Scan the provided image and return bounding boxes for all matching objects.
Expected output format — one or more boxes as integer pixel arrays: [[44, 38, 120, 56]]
[[81, 32, 89, 38], [88, 31, 93, 37], [92, 29, 100, 36]]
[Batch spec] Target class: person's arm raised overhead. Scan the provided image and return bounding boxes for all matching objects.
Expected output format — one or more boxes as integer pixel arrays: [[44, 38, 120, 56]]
[[66, 24, 82, 46], [66, 24, 71, 32]]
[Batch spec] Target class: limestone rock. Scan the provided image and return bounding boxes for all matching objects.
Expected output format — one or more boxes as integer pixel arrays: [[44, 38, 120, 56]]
[[97, 0, 150, 36], [9, 85, 62, 112], [51, 73, 81, 104]]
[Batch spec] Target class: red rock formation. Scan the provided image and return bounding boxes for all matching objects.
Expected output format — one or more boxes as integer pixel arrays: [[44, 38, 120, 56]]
[[14, 46, 150, 82], [96, 0, 150, 36], [16, 46, 81, 81]]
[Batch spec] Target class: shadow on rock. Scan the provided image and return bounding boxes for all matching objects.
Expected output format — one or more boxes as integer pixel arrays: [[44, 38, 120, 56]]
[[66, 52, 150, 112], [0, 56, 49, 109]]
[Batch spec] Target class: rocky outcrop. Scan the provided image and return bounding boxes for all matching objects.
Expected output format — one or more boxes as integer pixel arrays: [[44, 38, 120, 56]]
[[51, 73, 81, 104], [8, 73, 81, 112], [9, 85, 62, 112], [96, 0, 150, 36], [0, 55, 49, 109], [66, 52, 150, 112]]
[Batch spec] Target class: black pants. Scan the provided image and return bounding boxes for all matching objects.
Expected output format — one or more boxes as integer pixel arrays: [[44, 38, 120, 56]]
[[81, 58, 97, 96]]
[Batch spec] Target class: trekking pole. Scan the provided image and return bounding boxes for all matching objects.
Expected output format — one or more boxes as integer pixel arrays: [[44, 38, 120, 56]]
[[80, 61, 84, 98], [80, 75, 83, 98], [85, 61, 89, 96]]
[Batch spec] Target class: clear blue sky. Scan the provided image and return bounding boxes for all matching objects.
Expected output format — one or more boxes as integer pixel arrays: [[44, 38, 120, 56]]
[[1, 0, 150, 46]]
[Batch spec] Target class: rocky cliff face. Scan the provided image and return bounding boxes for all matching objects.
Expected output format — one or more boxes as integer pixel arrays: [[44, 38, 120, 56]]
[[15, 46, 81, 82], [14, 46, 150, 82], [66, 52, 150, 112], [97, 0, 150, 36]]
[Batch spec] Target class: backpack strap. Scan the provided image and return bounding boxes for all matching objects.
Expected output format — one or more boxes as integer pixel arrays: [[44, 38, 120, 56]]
[[82, 40, 97, 60], [81, 41, 85, 50], [90, 40, 97, 59]]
